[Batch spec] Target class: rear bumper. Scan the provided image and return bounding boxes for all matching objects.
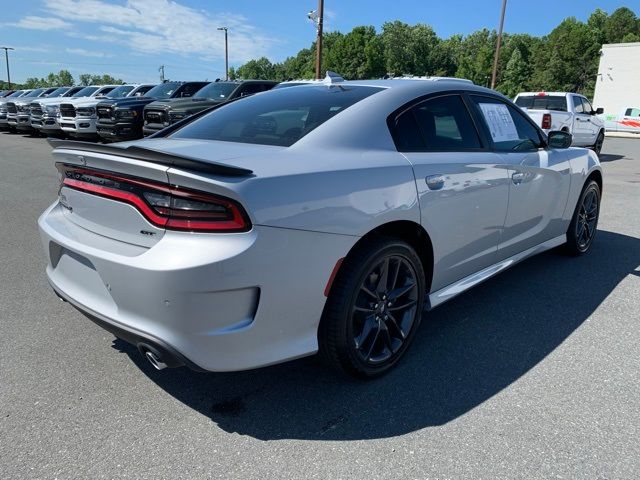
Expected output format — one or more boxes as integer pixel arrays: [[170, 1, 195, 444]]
[[38, 202, 356, 371]]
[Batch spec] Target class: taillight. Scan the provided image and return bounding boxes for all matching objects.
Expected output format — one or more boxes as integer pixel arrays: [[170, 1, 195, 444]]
[[541, 113, 552, 130], [56, 164, 250, 232]]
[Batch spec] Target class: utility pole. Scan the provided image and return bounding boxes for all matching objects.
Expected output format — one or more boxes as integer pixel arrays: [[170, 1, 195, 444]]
[[315, 0, 324, 79], [218, 27, 229, 81], [490, 0, 507, 90], [159, 65, 165, 82], [1, 47, 14, 89]]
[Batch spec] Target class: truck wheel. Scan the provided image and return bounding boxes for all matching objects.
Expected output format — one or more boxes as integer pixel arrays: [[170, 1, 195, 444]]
[[319, 236, 426, 378], [592, 131, 604, 156]]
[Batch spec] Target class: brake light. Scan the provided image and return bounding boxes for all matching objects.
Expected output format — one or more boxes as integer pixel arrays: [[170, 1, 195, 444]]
[[541, 113, 552, 129], [56, 164, 250, 232], [536, 92, 547, 96]]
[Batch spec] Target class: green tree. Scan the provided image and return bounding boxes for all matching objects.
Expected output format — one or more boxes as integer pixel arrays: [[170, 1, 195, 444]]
[[78, 74, 92, 86], [324, 26, 382, 79], [603, 7, 640, 44], [456, 29, 496, 86], [497, 47, 529, 97]]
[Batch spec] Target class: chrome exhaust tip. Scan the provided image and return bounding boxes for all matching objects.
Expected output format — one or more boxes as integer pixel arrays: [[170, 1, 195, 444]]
[[144, 350, 168, 371]]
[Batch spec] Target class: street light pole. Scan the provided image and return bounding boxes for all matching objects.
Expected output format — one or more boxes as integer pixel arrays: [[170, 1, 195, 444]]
[[218, 27, 229, 81], [315, 0, 324, 79], [1, 47, 14, 89], [490, 0, 507, 90]]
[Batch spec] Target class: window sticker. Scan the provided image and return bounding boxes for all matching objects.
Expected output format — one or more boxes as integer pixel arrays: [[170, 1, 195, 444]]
[[479, 103, 519, 143]]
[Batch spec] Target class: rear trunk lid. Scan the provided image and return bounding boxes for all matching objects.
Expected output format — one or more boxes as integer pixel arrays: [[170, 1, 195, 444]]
[[50, 139, 257, 247]]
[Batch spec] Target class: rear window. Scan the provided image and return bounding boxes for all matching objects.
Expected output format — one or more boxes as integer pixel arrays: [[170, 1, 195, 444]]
[[170, 85, 383, 147], [515, 95, 567, 112]]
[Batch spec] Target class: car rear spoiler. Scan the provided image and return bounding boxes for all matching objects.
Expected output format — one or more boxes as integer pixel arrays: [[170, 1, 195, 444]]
[[47, 138, 254, 177]]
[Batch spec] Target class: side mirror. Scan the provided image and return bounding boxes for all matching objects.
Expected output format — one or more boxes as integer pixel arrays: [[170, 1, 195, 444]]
[[594, 107, 604, 115], [548, 130, 572, 149]]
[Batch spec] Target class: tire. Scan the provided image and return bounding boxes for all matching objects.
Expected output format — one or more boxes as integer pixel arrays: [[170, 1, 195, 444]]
[[319, 236, 426, 378], [564, 180, 600, 255], [592, 130, 605, 156]]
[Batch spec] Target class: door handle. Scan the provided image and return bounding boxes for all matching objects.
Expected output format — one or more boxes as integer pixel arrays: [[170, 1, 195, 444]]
[[512, 172, 525, 185], [425, 175, 445, 190]]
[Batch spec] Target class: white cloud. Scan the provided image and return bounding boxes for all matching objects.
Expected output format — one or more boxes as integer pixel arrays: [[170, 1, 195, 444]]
[[65, 48, 114, 58], [40, 0, 278, 63], [7, 15, 71, 31]]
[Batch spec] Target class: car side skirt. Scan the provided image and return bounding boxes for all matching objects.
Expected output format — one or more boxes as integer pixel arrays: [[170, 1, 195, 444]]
[[427, 234, 566, 310]]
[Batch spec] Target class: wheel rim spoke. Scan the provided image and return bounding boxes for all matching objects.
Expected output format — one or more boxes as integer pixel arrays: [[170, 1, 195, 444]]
[[354, 314, 377, 349], [386, 312, 406, 340], [388, 282, 415, 301], [388, 299, 417, 312], [375, 258, 390, 293]]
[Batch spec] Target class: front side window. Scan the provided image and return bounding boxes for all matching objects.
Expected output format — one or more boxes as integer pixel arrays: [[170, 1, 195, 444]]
[[582, 98, 594, 114], [625, 108, 640, 117], [573, 96, 586, 114], [106, 85, 134, 99], [392, 95, 482, 151], [471, 96, 542, 151], [45, 87, 70, 98], [73, 87, 99, 97], [170, 85, 383, 147], [145, 82, 181, 99], [194, 82, 237, 100]]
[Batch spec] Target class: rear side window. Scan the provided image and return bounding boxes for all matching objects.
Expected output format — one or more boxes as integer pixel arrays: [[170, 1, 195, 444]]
[[625, 108, 640, 117], [515, 95, 567, 112], [471, 95, 543, 152], [170, 85, 383, 147], [392, 95, 481, 151]]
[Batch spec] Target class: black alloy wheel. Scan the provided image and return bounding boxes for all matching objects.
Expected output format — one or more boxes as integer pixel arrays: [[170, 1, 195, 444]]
[[320, 237, 426, 378], [565, 180, 600, 255]]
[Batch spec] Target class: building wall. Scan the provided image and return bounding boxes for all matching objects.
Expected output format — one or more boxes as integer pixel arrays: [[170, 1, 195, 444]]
[[593, 43, 640, 117]]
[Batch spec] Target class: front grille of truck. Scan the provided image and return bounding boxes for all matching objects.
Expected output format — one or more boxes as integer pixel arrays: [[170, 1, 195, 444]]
[[145, 109, 167, 125], [96, 106, 114, 122], [6, 103, 17, 114], [30, 103, 43, 118], [59, 104, 76, 118]]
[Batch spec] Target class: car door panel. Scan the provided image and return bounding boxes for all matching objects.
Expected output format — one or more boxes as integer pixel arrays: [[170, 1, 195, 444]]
[[468, 94, 572, 260], [391, 94, 510, 292], [405, 153, 510, 291], [497, 149, 572, 258]]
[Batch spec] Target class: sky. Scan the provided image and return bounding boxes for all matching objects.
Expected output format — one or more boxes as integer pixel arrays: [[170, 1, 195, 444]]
[[1, 0, 638, 84]]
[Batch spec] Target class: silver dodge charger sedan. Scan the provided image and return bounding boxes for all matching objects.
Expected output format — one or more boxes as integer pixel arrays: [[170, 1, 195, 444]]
[[38, 74, 602, 377]]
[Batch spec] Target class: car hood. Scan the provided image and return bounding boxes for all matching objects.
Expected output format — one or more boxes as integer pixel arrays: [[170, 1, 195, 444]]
[[99, 96, 159, 108], [59, 96, 102, 106], [146, 97, 223, 111]]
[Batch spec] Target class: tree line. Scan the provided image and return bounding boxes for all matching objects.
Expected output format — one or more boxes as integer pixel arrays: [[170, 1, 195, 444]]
[[0, 70, 125, 90], [231, 7, 640, 99]]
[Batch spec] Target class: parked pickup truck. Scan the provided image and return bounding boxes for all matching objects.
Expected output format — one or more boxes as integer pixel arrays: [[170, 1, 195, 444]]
[[0, 90, 31, 129], [599, 107, 640, 134], [514, 92, 606, 154], [6, 87, 58, 132], [95, 81, 209, 142], [142, 79, 278, 136], [58, 84, 156, 139], [29, 86, 85, 135]]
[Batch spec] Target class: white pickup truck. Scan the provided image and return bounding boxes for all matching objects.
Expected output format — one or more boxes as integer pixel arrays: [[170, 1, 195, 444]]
[[514, 92, 605, 154], [599, 107, 640, 133]]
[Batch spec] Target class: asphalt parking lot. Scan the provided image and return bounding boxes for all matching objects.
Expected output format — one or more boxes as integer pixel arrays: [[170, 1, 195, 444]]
[[1, 132, 638, 479]]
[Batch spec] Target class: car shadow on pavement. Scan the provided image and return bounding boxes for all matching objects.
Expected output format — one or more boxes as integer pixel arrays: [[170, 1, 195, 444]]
[[598, 153, 626, 162], [113, 230, 640, 440]]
